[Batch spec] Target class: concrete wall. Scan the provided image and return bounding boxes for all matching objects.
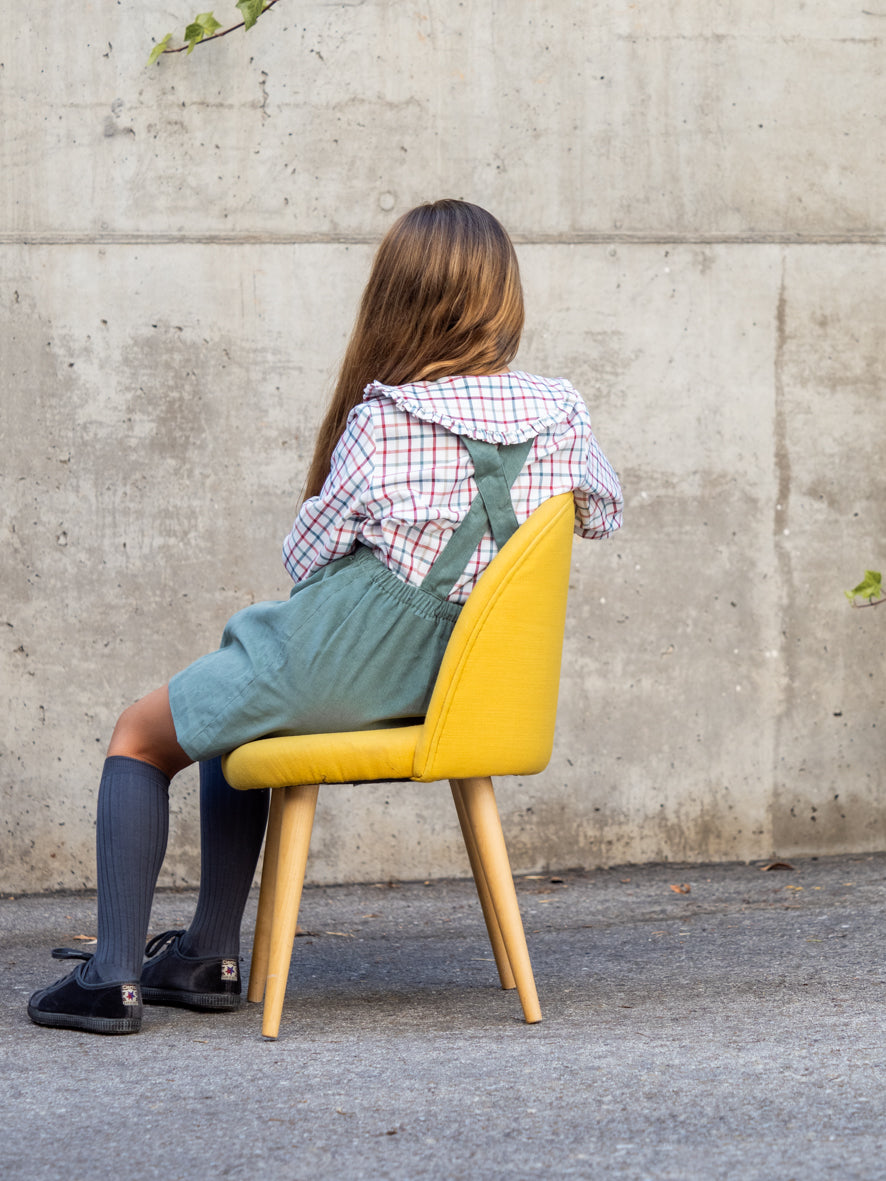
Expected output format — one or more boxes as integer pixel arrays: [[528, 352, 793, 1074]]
[[2, 2, 884, 892]]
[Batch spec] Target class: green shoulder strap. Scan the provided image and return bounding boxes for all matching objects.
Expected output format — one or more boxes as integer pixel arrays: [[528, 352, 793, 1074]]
[[421, 435, 534, 598]]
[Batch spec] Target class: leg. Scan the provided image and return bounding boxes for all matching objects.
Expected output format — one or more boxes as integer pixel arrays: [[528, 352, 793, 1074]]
[[248, 787, 286, 1003], [107, 684, 192, 778], [29, 686, 191, 1033], [262, 784, 319, 1039], [138, 758, 269, 1012], [85, 756, 172, 984], [180, 758, 269, 960], [458, 777, 542, 1024], [450, 779, 516, 990], [88, 685, 192, 983]]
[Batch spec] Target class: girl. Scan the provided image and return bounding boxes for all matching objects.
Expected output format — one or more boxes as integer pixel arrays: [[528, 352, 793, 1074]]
[[29, 199, 623, 1034]]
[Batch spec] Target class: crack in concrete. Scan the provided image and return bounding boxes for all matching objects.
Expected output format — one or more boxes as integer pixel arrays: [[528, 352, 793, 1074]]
[[3, 232, 886, 247]]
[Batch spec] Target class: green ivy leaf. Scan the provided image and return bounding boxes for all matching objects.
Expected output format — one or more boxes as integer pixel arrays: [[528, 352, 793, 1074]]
[[184, 12, 223, 53], [845, 569, 883, 603], [236, 0, 266, 31], [199, 11, 223, 35], [147, 33, 172, 66]]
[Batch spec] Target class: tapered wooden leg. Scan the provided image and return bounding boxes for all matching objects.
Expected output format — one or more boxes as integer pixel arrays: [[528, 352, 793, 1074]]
[[458, 776, 541, 1023], [247, 787, 285, 1004], [450, 779, 516, 991], [261, 783, 319, 1039]]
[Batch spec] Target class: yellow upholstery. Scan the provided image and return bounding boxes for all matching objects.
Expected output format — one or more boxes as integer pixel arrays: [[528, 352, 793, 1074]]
[[223, 492, 575, 789], [414, 491, 574, 780], [223, 724, 422, 790], [221, 491, 576, 1037]]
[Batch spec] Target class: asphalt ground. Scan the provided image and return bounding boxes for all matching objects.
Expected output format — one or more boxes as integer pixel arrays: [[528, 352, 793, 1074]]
[[2, 854, 885, 1180]]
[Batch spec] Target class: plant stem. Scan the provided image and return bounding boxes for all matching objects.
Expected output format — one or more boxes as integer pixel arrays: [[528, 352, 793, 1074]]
[[162, 0, 283, 54]]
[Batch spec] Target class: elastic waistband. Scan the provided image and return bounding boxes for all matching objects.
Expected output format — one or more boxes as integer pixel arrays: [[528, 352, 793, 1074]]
[[349, 546, 463, 624]]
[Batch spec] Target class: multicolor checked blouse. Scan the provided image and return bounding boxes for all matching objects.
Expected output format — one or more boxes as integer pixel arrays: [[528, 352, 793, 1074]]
[[283, 371, 623, 604]]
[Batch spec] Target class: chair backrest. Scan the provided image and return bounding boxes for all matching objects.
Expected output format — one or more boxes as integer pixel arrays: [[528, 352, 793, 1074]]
[[412, 492, 575, 782]]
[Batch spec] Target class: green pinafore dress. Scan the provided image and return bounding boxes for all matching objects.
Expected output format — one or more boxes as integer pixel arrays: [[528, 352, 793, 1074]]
[[168, 435, 533, 763]]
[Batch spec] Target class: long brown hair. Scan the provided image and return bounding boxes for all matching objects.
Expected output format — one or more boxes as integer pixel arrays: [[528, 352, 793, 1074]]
[[303, 199, 524, 500]]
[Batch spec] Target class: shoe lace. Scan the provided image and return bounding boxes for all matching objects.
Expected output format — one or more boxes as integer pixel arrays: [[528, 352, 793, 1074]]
[[45, 948, 94, 988], [144, 928, 186, 959]]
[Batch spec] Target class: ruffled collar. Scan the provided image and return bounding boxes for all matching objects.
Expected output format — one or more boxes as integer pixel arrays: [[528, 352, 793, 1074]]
[[363, 371, 580, 445]]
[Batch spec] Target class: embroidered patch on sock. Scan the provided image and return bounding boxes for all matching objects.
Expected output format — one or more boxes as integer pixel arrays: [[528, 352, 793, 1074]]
[[221, 960, 239, 981], [121, 984, 140, 1006]]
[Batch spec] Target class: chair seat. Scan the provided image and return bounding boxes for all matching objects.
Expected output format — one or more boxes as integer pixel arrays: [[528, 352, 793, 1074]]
[[223, 725, 423, 789]]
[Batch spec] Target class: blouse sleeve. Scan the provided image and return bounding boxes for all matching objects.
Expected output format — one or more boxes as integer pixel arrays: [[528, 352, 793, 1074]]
[[281, 404, 376, 584], [570, 402, 624, 540]]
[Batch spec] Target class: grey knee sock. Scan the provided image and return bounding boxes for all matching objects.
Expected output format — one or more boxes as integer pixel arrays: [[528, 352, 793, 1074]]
[[85, 756, 170, 984], [178, 757, 269, 960]]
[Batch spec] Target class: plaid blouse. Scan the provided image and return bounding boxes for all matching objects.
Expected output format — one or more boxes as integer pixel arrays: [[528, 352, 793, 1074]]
[[283, 371, 623, 604]]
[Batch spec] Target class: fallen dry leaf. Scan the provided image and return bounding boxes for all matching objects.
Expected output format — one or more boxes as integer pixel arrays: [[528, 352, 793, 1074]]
[[760, 861, 795, 872], [670, 883, 691, 894], [73, 935, 97, 942]]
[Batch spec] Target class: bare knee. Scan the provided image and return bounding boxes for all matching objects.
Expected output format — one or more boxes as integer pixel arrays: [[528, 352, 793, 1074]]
[[107, 686, 192, 779], [108, 701, 151, 757]]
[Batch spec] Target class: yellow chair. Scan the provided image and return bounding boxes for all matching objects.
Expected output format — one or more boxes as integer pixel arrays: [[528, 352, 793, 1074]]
[[222, 491, 575, 1038]]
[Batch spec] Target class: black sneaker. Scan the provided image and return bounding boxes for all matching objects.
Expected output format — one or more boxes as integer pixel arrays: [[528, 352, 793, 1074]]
[[28, 950, 142, 1035], [140, 929, 241, 1012]]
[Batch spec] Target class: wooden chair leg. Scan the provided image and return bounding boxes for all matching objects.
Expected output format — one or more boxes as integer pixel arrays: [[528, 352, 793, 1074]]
[[450, 779, 516, 991], [247, 787, 285, 1004], [261, 783, 319, 1039], [457, 776, 542, 1024]]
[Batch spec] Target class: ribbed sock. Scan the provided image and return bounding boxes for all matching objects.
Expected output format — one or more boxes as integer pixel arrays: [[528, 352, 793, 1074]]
[[85, 756, 170, 984], [178, 757, 269, 960]]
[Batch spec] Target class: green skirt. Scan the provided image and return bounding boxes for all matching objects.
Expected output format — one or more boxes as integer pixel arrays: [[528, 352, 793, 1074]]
[[168, 546, 462, 763]]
